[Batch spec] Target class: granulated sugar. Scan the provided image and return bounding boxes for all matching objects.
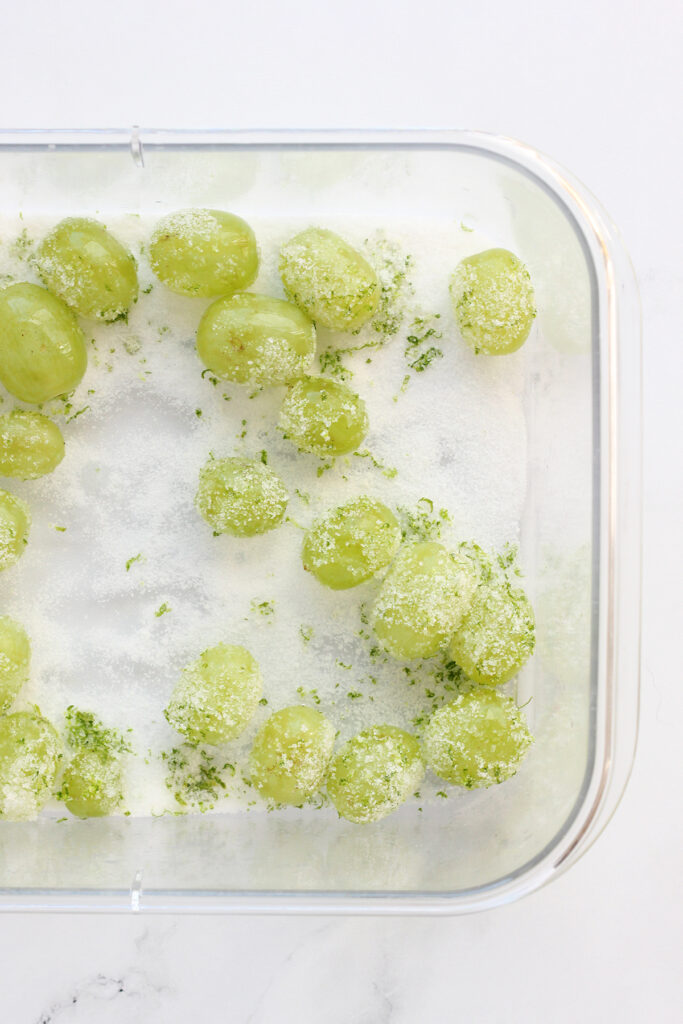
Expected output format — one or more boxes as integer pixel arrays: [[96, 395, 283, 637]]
[[0, 214, 532, 817]]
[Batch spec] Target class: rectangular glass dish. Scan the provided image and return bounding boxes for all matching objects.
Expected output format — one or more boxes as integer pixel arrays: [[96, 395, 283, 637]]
[[0, 130, 641, 913]]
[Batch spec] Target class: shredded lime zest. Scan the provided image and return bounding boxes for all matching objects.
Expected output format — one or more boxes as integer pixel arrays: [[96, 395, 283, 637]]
[[64, 706, 132, 756], [10, 228, 37, 265], [397, 497, 451, 542], [404, 314, 443, 372], [319, 347, 353, 381], [296, 685, 321, 705], [251, 599, 275, 617], [353, 448, 398, 479], [162, 744, 235, 812]]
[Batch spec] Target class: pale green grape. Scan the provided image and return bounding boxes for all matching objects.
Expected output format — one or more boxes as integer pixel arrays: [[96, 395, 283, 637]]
[[0, 409, 65, 480], [61, 707, 129, 817], [450, 248, 536, 355], [165, 642, 262, 745], [195, 456, 288, 537], [280, 227, 380, 331], [302, 498, 401, 589], [372, 541, 479, 660], [0, 490, 30, 571], [150, 208, 258, 297], [196, 292, 316, 386], [327, 725, 424, 824], [0, 283, 87, 403], [449, 572, 535, 686], [0, 711, 62, 820], [249, 705, 335, 805], [0, 616, 30, 712], [37, 217, 138, 322], [279, 376, 368, 457], [423, 689, 533, 788], [61, 749, 124, 818]]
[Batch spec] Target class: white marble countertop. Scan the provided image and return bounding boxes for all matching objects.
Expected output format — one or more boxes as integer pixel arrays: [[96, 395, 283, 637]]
[[1, 1, 681, 1021]]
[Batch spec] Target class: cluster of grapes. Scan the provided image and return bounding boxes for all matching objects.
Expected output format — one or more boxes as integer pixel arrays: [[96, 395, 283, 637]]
[[154, 213, 537, 823], [0, 208, 536, 824], [0, 218, 141, 820]]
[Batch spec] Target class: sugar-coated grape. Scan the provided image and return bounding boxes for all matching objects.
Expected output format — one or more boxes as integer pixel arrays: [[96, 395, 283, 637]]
[[302, 498, 402, 589], [150, 208, 258, 297], [196, 292, 316, 386], [195, 456, 288, 537], [450, 248, 536, 355], [423, 689, 532, 788], [449, 572, 535, 686], [0, 616, 30, 713], [327, 725, 424, 824], [0, 489, 30, 571], [61, 749, 124, 818], [0, 711, 62, 820], [372, 542, 479, 660], [37, 217, 138, 322], [249, 705, 335, 805], [279, 375, 368, 457], [0, 409, 65, 480], [0, 283, 87, 403], [165, 642, 263, 746], [279, 227, 380, 331]]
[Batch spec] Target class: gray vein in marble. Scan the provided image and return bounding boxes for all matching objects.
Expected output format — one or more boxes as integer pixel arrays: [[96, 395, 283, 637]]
[[245, 921, 338, 1024], [35, 974, 128, 1023], [33, 950, 174, 1015], [368, 980, 394, 1024]]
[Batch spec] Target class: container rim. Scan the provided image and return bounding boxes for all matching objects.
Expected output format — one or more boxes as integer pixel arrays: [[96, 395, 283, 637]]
[[0, 129, 642, 914]]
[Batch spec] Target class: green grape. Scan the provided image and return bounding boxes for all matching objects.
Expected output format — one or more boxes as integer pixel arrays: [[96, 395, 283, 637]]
[[0, 616, 30, 712], [0, 489, 30, 571], [279, 375, 368, 457], [61, 749, 124, 818], [302, 497, 401, 589], [37, 217, 138, 322], [450, 248, 536, 355], [149, 208, 259, 297], [165, 642, 262, 745], [0, 409, 65, 480], [449, 572, 535, 686], [249, 705, 335, 805], [196, 292, 316, 386], [327, 725, 424, 824], [0, 283, 87, 403], [372, 541, 479, 660], [279, 227, 380, 331], [423, 689, 533, 788], [195, 456, 288, 537], [0, 711, 62, 820]]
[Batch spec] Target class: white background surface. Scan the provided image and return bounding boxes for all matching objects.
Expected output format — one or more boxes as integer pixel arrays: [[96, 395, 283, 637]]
[[1, 1, 682, 1021]]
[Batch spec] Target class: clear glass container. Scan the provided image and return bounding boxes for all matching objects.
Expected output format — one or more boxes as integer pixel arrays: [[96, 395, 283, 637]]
[[0, 130, 641, 913]]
